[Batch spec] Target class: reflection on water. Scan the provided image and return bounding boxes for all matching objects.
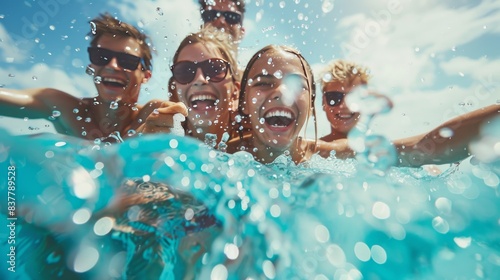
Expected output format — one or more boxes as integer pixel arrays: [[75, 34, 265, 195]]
[[0, 126, 499, 279]]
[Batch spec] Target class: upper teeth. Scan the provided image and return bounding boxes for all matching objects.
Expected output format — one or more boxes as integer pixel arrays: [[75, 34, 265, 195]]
[[338, 114, 354, 119], [190, 95, 217, 102], [265, 110, 292, 119], [103, 77, 125, 84]]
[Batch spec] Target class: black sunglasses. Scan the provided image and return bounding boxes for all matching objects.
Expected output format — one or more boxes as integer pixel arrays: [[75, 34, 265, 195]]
[[171, 59, 231, 84], [324, 91, 345, 107], [201, 9, 242, 25], [87, 47, 144, 71]]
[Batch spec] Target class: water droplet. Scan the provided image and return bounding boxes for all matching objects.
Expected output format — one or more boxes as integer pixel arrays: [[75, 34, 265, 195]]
[[458, 72, 464, 77], [8, 73, 15, 78], [279, 1, 286, 8], [372, 201, 391, 219], [454, 236, 472, 248], [252, 98, 257, 104], [85, 117, 91, 123], [86, 65, 95, 76], [415, 47, 420, 52], [49, 25, 55, 31], [72, 246, 99, 273], [267, 58, 273, 65], [156, 7, 164, 16], [438, 127, 453, 138], [52, 110, 61, 118], [259, 128, 265, 133], [322, 73, 332, 83], [90, 21, 97, 35], [32, 76, 37, 80], [110, 101, 118, 110], [127, 129, 136, 136], [273, 70, 283, 79], [432, 216, 449, 234], [73, 108, 79, 114], [247, 78, 254, 86], [259, 118, 265, 124], [322, 0, 335, 13], [94, 76, 102, 84]]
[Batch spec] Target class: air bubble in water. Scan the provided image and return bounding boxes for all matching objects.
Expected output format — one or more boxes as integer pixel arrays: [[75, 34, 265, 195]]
[[322, 0, 334, 13]]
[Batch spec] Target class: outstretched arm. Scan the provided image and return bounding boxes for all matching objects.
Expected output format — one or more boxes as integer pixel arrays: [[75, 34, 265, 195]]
[[0, 88, 69, 119], [394, 104, 500, 167]]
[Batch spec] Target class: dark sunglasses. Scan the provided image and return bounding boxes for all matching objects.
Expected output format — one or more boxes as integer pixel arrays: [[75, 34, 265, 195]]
[[201, 9, 242, 25], [324, 91, 345, 107], [171, 59, 231, 84], [87, 47, 144, 71]]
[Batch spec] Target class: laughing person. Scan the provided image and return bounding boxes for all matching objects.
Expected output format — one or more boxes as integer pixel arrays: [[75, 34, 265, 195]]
[[140, 27, 240, 143], [227, 45, 320, 163], [0, 13, 183, 141]]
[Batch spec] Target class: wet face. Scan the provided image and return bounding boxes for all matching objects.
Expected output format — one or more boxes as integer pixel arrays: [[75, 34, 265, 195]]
[[173, 42, 238, 136], [322, 79, 362, 134], [202, 0, 245, 42], [243, 49, 311, 151], [91, 34, 151, 104]]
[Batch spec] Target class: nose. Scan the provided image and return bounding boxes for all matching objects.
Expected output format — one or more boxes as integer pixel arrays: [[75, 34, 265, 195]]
[[192, 67, 209, 85], [212, 15, 227, 28], [269, 82, 287, 101], [105, 56, 121, 70]]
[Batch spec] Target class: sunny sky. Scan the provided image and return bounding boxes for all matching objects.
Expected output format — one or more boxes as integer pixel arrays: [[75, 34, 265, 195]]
[[1, 0, 499, 140]]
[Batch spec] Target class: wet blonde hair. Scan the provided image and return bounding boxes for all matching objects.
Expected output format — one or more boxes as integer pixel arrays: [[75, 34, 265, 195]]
[[320, 60, 370, 91]]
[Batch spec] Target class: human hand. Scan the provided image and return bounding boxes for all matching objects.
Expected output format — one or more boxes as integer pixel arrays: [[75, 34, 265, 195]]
[[137, 101, 188, 134]]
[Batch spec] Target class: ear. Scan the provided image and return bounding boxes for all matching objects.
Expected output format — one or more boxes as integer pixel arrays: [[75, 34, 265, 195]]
[[142, 69, 152, 83], [230, 81, 241, 112]]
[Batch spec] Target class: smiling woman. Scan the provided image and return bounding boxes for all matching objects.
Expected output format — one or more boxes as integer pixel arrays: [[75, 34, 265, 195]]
[[228, 45, 317, 163], [167, 26, 240, 143]]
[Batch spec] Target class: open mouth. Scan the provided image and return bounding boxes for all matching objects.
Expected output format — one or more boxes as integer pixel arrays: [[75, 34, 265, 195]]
[[336, 113, 356, 120], [264, 109, 295, 128], [102, 77, 127, 88], [189, 94, 218, 109]]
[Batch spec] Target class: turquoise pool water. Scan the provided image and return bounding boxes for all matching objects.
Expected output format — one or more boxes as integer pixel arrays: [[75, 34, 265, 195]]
[[0, 124, 499, 279]]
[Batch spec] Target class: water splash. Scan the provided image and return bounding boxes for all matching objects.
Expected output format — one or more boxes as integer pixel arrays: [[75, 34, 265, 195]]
[[0, 126, 499, 279]]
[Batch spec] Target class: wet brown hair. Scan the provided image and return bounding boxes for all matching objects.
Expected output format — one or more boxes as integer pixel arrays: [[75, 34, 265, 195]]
[[88, 13, 153, 71]]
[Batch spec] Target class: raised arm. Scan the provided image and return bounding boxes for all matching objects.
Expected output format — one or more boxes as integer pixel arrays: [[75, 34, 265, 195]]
[[394, 104, 500, 167], [0, 88, 69, 119]]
